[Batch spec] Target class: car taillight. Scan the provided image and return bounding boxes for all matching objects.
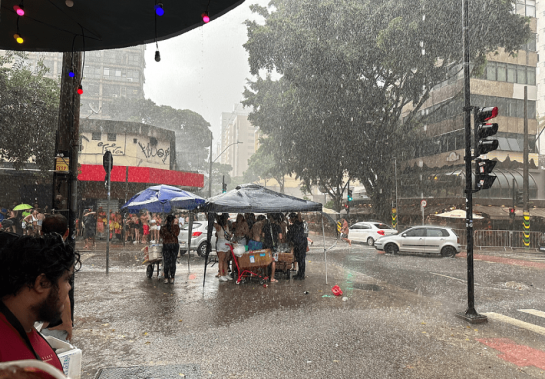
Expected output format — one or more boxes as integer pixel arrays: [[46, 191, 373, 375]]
[[192, 231, 202, 237], [457, 236, 460, 244], [377, 230, 385, 236]]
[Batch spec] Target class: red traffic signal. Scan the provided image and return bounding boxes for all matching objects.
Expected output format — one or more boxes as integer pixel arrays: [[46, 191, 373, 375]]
[[476, 106, 498, 122]]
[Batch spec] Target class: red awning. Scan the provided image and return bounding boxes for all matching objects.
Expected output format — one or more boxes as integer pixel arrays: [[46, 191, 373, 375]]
[[78, 165, 204, 188]]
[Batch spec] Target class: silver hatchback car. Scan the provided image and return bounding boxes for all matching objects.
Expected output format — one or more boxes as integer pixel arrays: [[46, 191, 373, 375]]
[[178, 221, 216, 257], [374, 226, 461, 257]]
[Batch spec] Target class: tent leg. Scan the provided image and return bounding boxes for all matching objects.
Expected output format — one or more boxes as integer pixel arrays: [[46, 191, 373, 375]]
[[187, 212, 193, 272], [322, 213, 327, 285], [203, 212, 214, 288]]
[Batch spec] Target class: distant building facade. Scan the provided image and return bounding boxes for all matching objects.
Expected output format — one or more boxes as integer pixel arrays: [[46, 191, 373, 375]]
[[220, 104, 257, 177]]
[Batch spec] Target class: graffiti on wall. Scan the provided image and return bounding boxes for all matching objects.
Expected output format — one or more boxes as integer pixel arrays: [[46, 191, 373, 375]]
[[138, 142, 170, 164], [97, 142, 124, 155]]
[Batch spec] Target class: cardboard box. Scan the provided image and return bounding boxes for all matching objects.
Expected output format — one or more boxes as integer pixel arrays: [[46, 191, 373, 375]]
[[278, 252, 294, 264], [43, 336, 82, 379], [238, 249, 272, 268]]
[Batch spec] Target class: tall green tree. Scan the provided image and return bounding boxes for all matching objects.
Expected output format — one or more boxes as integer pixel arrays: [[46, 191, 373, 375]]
[[109, 97, 212, 172], [0, 52, 60, 170], [244, 0, 530, 219]]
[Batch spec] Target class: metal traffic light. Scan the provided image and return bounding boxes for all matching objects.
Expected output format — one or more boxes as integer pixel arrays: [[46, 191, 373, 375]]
[[222, 182, 227, 193], [516, 190, 523, 206], [347, 189, 353, 202], [474, 107, 499, 191], [475, 107, 499, 156]]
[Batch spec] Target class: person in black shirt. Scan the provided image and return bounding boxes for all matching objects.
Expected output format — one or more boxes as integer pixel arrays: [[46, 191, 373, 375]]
[[287, 212, 308, 280]]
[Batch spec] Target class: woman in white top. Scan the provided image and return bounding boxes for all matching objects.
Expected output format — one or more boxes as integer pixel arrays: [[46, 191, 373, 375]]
[[214, 213, 232, 282], [149, 213, 158, 243]]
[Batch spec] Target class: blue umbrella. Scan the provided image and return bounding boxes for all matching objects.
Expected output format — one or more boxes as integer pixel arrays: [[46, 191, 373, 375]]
[[121, 185, 204, 213]]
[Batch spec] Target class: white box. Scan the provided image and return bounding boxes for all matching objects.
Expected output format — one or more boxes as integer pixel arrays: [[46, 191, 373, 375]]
[[149, 244, 163, 261], [43, 336, 82, 379]]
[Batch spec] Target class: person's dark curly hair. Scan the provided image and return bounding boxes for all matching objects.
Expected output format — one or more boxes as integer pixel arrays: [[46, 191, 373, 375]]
[[0, 234, 81, 298]]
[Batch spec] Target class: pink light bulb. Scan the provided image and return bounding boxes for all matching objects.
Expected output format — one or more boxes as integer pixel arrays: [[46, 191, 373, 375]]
[[13, 5, 25, 16], [202, 12, 210, 23]]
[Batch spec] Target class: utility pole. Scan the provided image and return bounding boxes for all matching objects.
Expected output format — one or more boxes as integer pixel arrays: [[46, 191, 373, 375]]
[[456, 0, 487, 324], [52, 51, 82, 321], [523, 86, 530, 248]]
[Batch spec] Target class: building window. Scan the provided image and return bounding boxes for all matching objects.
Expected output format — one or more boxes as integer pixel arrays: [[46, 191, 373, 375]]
[[516, 0, 536, 17], [92, 132, 101, 140], [115, 70, 121, 77], [483, 61, 535, 85], [107, 133, 116, 142], [104, 67, 109, 76]]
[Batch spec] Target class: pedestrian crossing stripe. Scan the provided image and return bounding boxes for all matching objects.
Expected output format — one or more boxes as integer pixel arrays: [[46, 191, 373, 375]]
[[518, 309, 545, 319], [482, 312, 545, 336]]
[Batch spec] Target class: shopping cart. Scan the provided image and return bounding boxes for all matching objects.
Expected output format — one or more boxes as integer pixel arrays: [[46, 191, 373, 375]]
[[229, 244, 272, 284], [143, 244, 163, 279]]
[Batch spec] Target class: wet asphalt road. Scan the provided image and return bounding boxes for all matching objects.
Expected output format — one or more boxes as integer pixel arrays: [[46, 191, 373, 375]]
[[72, 239, 545, 378]]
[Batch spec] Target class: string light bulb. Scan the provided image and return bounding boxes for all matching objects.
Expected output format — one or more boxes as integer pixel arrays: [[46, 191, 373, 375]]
[[201, 11, 210, 23], [13, 4, 25, 16], [155, 50, 161, 62], [14, 33, 23, 44], [77, 85, 83, 95], [154, 3, 164, 16], [65, 0, 74, 7]]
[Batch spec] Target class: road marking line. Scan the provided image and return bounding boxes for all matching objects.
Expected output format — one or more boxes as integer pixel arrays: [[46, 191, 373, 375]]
[[483, 312, 545, 336], [519, 309, 545, 319], [430, 272, 466, 283]]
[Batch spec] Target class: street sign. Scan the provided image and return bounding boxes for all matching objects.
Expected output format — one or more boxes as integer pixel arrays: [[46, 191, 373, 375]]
[[421, 199, 427, 208], [55, 157, 69, 172]]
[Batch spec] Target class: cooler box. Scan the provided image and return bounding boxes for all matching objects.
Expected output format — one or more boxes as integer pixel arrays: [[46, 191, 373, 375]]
[[238, 249, 272, 268], [43, 336, 82, 379], [149, 244, 163, 261]]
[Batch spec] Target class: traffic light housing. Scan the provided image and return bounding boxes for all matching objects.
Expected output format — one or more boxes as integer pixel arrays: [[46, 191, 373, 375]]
[[516, 190, 523, 206], [475, 107, 499, 156], [509, 208, 515, 218], [475, 158, 497, 190], [222, 183, 227, 193], [347, 189, 353, 202], [474, 107, 499, 191]]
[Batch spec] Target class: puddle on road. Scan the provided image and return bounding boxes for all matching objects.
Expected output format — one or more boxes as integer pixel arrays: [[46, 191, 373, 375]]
[[351, 283, 383, 291]]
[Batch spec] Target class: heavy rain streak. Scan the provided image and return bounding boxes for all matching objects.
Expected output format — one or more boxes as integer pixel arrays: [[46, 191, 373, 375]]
[[1, 0, 545, 378]]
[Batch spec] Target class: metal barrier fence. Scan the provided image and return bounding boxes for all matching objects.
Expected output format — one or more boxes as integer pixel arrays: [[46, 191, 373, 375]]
[[452, 229, 542, 249]]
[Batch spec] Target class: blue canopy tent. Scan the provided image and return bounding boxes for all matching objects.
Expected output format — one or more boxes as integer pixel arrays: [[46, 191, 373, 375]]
[[121, 185, 205, 270], [121, 185, 204, 213]]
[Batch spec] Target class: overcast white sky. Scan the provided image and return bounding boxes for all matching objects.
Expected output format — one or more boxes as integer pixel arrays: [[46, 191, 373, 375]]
[[143, 0, 269, 140]]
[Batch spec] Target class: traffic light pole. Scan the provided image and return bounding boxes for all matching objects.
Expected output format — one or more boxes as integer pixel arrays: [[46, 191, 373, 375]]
[[457, 0, 487, 324]]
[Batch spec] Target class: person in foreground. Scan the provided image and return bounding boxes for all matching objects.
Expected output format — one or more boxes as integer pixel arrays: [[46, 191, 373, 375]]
[[40, 214, 73, 342], [0, 234, 81, 370]]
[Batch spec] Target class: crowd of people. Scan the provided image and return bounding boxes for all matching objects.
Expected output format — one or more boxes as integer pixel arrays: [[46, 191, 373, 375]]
[[0, 202, 48, 237], [78, 207, 193, 249], [213, 212, 311, 283]]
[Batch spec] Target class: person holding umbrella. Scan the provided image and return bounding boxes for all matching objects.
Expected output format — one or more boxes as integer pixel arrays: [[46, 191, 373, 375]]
[[160, 215, 180, 284]]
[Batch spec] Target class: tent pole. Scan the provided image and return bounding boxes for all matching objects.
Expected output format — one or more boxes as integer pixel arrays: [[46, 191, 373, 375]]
[[322, 213, 327, 285], [203, 212, 214, 288], [187, 211, 193, 271]]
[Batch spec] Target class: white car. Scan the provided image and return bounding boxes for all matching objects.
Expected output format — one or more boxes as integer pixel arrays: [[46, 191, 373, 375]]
[[348, 221, 398, 246], [374, 226, 461, 257], [178, 221, 216, 257]]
